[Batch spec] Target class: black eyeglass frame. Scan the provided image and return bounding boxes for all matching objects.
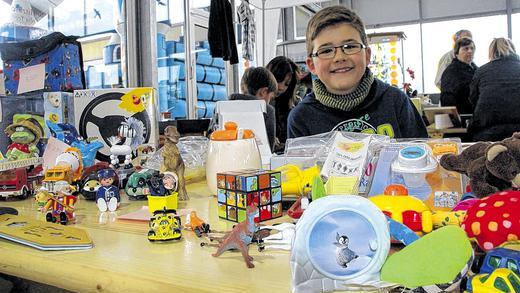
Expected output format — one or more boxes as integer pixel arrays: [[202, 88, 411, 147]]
[[309, 42, 367, 59]]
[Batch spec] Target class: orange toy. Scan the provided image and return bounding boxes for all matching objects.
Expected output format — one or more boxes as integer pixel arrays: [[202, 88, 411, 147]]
[[184, 211, 210, 237]]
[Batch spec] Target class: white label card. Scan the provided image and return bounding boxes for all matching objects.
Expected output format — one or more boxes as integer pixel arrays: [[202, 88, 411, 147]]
[[17, 63, 45, 94]]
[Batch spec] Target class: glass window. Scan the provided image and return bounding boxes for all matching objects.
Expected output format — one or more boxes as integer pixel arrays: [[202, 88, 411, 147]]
[[508, 273, 520, 293], [294, 7, 311, 39], [422, 14, 508, 93], [488, 256, 502, 269], [512, 13, 520, 51], [494, 277, 511, 293], [85, 0, 116, 35], [507, 260, 519, 275], [367, 24, 422, 93], [53, 0, 85, 36]]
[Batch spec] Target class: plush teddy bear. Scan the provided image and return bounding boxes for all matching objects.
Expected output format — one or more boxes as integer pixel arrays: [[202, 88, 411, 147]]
[[440, 132, 520, 198]]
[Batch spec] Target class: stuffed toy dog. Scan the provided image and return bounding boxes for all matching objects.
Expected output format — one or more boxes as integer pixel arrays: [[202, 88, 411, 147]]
[[440, 133, 520, 198]]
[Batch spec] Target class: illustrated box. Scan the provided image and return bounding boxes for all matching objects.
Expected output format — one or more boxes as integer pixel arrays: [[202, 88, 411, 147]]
[[216, 169, 282, 223], [73, 88, 159, 163]]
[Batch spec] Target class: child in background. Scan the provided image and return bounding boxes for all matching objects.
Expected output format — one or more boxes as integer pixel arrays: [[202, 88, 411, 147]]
[[266, 56, 300, 148], [287, 6, 427, 139], [229, 67, 278, 151]]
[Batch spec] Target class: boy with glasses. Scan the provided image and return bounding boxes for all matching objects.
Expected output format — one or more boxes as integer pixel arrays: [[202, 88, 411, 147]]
[[287, 6, 427, 139]]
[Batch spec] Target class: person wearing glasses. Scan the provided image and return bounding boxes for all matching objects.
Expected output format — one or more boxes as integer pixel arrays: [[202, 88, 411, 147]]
[[287, 6, 427, 139]]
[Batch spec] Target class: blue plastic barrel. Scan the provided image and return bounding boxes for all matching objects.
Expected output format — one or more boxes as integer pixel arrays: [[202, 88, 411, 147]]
[[212, 57, 225, 68], [158, 81, 169, 113], [196, 52, 213, 66], [198, 83, 214, 101], [203, 66, 222, 84], [212, 85, 227, 101], [169, 99, 187, 119], [205, 101, 216, 118]]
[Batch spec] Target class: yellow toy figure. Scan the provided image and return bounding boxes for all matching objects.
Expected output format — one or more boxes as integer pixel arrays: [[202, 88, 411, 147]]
[[43, 181, 77, 225]]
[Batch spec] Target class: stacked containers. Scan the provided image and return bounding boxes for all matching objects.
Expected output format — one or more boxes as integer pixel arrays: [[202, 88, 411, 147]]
[[164, 39, 226, 119]]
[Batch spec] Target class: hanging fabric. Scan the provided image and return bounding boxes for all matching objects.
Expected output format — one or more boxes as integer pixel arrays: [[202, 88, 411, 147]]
[[208, 0, 239, 64], [237, 0, 255, 61]]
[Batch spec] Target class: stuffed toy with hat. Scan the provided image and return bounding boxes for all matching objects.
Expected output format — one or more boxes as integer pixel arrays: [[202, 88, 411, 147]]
[[4, 118, 43, 161], [439, 132, 520, 198]]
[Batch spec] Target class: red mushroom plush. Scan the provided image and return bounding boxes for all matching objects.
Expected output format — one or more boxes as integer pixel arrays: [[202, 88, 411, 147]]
[[461, 190, 520, 251]]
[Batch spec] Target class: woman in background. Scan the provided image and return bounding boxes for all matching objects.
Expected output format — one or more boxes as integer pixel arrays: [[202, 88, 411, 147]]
[[468, 38, 520, 141], [266, 56, 300, 151], [440, 37, 478, 115]]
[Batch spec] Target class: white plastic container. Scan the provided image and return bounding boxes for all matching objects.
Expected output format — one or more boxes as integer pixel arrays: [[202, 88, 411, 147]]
[[391, 145, 438, 188]]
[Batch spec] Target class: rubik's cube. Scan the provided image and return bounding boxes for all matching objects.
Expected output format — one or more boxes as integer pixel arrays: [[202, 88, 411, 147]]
[[216, 169, 282, 223]]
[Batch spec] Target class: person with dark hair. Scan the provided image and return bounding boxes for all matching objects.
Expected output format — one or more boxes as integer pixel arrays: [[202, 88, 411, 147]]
[[229, 67, 277, 151], [266, 56, 300, 148], [440, 37, 478, 115], [468, 38, 520, 141], [435, 29, 472, 89]]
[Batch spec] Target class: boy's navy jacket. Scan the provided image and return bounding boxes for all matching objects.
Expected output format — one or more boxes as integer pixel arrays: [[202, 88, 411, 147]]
[[287, 79, 428, 139]]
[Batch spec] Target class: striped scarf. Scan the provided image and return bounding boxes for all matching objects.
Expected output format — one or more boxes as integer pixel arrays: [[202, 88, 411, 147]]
[[313, 69, 374, 112]]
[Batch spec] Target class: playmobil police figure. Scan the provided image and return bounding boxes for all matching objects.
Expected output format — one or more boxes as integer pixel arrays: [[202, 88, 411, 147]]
[[96, 169, 120, 212], [5, 118, 43, 161]]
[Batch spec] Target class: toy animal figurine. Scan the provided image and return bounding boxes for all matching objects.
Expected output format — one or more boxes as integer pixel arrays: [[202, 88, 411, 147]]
[[184, 211, 211, 237], [96, 169, 120, 212], [334, 232, 358, 268], [256, 223, 296, 251], [202, 205, 259, 268], [125, 169, 154, 200], [42, 181, 77, 225], [162, 126, 188, 200], [81, 173, 101, 201], [5, 118, 43, 161]]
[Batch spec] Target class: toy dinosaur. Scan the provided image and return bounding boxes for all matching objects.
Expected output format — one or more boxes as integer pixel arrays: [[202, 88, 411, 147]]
[[202, 205, 259, 268]]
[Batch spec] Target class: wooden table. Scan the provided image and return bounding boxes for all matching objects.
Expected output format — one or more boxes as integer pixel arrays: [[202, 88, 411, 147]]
[[0, 181, 292, 292]]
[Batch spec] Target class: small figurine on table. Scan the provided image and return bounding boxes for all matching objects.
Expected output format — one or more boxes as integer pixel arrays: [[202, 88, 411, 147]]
[[4, 118, 43, 161], [43, 181, 77, 225], [162, 172, 178, 195], [184, 211, 211, 237], [96, 169, 120, 212], [162, 126, 188, 200]]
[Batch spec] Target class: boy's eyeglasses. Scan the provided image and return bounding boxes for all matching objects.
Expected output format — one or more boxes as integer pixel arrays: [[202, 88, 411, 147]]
[[310, 43, 366, 59]]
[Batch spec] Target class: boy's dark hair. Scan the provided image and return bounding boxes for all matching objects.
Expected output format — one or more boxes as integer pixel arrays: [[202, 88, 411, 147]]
[[241, 67, 277, 96], [266, 56, 299, 108], [454, 37, 474, 55], [305, 6, 367, 56]]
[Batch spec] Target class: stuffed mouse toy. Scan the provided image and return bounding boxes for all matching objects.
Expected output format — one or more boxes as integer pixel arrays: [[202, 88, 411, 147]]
[[440, 132, 520, 198]]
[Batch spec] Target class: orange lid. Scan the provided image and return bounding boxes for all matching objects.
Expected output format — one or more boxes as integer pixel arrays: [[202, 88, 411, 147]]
[[210, 122, 255, 141], [384, 184, 409, 196]]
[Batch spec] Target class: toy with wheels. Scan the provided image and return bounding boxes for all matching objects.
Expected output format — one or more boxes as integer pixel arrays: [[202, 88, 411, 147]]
[[147, 208, 182, 242]]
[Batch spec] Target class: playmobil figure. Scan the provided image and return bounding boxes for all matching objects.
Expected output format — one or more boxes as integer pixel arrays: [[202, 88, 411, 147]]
[[147, 173, 166, 196], [162, 172, 178, 194], [184, 211, 211, 237], [5, 118, 43, 161], [162, 126, 188, 200], [43, 181, 77, 225], [203, 205, 259, 268], [96, 169, 120, 212], [334, 232, 358, 268]]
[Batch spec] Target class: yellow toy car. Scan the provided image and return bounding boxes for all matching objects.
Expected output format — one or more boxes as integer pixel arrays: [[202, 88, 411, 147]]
[[147, 209, 182, 242], [466, 268, 520, 292]]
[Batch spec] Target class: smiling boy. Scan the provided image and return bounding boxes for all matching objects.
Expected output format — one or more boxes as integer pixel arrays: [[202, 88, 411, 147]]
[[287, 6, 427, 139]]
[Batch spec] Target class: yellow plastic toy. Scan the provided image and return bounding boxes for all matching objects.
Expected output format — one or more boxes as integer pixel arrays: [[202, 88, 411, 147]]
[[147, 192, 178, 214], [369, 184, 433, 235], [466, 268, 520, 292], [431, 210, 466, 229], [274, 164, 320, 196]]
